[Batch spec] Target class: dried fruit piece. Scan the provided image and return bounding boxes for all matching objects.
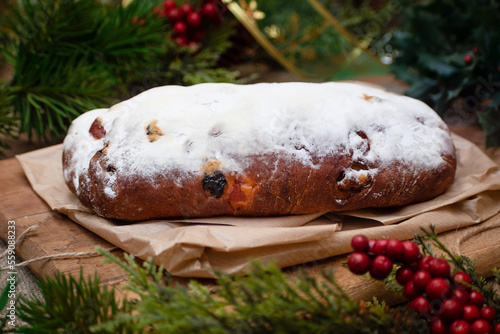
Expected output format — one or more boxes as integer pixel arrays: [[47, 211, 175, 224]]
[[89, 117, 106, 139], [202, 171, 226, 198], [146, 120, 164, 142]]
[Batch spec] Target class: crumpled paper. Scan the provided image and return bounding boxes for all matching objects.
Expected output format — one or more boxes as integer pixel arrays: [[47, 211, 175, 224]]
[[17, 133, 500, 278]]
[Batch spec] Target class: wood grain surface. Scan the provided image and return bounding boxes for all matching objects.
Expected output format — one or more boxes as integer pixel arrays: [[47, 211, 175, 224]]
[[1, 125, 499, 304]]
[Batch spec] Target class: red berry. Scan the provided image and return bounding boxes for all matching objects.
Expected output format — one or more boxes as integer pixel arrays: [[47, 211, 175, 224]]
[[351, 235, 369, 253], [347, 252, 371, 275], [453, 272, 472, 290], [180, 3, 194, 16], [386, 239, 404, 262], [449, 320, 471, 334], [373, 239, 388, 255], [426, 278, 451, 301], [431, 317, 448, 334], [173, 21, 187, 35], [167, 8, 182, 21], [493, 323, 500, 334], [187, 11, 202, 27], [429, 258, 451, 278], [441, 299, 464, 323], [480, 306, 497, 323], [469, 291, 485, 308], [472, 46, 479, 55], [463, 305, 480, 323], [464, 54, 473, 65], [409, 296, 431, 316], [403, 280, 419, 300], [175, 36, 187, 46], [452, 288, 470, 305], [419, 256, 434, 271], [369, 255, 393, 280], [413, 270, 432, 293], [401, 240, 420, 264], [163, 0, 176, 11], [201, 2, 218, 19], [471, 319, 491, 334], [396, 267, 414, 286], [187, 41, 200, 52], [131, 16, 139, 26]]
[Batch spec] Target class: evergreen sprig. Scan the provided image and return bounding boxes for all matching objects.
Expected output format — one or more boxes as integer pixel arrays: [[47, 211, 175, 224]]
[[13, 270, 134, 334], [3, 249, 415, 334], [0, 86, 18, 157]]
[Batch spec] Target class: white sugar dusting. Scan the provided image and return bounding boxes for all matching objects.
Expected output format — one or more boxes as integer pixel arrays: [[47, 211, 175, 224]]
[[62, 82, 455, 197]]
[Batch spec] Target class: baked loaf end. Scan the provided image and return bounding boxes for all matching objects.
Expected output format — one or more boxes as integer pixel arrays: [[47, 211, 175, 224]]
[[62, 82, 456, 220]]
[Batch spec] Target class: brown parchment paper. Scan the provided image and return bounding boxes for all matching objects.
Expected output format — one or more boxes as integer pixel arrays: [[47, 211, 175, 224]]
[[16, 133, 500, 278]]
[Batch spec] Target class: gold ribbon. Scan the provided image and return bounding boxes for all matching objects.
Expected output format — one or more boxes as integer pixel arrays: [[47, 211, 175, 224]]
[[224, 0, 381, 79]]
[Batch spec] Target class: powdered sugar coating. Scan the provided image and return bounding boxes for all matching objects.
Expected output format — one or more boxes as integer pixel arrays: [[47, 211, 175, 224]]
[[63, 82, 455, 197]]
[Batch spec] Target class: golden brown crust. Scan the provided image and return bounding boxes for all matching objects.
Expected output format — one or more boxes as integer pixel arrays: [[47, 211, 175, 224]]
[[64, 147, 457, 221]]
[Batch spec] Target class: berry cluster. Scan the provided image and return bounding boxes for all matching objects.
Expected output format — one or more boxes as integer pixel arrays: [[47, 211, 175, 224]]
[[157, 0, 227, 49], [347, 235, 500, 334]]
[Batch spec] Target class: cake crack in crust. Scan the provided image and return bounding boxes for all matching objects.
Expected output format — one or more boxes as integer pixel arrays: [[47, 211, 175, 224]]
[[62, 82, 457, 220]]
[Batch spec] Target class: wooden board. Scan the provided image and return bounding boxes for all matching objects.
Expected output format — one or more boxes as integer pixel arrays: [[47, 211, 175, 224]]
[[1, 125, 499, 304]]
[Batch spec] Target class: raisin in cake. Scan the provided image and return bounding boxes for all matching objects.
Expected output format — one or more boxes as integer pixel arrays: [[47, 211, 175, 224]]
[[62, 82, 456, 220]]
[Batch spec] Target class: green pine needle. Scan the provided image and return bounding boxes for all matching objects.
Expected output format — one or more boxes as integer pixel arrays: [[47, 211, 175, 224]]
[[15, 269, 134, 334]]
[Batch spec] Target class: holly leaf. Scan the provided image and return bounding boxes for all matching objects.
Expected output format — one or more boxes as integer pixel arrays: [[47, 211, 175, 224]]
[[417, 53, 459, 77], [406, 77, 438, 99], [445, 78, 468, 101]]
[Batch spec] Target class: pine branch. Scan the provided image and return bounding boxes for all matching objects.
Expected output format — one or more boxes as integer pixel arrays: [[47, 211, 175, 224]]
[[0, 85, 18, 157], [15, 270, 135, 334], [95, 248, 414, 334]]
